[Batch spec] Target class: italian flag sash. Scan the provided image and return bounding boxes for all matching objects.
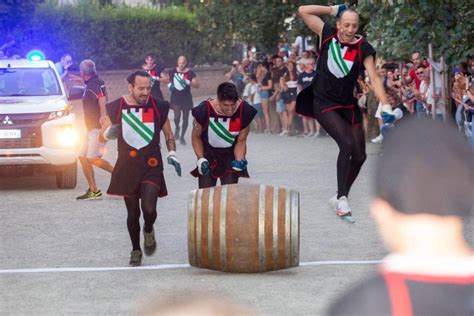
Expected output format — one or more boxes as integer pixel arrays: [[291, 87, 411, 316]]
[[121, 107, 155, 149], [173, 72, 187, 91], [208, 117, 241, 148], [327, 38, 358, 78]]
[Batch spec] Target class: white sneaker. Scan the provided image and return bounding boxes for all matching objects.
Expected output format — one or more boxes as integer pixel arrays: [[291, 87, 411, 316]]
[[336, 196, 352, 215], [279, 130, 289, 136], [371, 134, 384, 144], [329, 194, 338, 207]]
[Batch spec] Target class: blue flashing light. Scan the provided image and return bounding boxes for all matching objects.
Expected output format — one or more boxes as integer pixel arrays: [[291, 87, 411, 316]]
[[26, 50, 45, 61]]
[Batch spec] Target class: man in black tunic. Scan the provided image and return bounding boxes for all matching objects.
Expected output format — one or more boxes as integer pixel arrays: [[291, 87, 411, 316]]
[[190, 82, 257, 189], [103, 70, 181, 266]]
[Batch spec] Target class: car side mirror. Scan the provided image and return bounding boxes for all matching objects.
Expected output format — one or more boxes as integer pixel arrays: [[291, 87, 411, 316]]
[[68, 85, 85, 101]]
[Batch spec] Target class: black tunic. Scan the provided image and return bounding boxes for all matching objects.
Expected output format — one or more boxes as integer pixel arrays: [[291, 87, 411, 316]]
[[144, 65, 165, 101], [190, 100, 257, 179], [169, 68, 196, 108], [296, 24, 376, 124], [106, 96, 169, 197]]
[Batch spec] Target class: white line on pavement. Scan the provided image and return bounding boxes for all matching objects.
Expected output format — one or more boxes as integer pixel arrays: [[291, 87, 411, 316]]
[[0, 260, 382, 275]]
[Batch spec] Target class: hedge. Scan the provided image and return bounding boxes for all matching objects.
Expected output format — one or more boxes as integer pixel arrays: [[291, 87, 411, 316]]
[[21, 3, 206, 69]]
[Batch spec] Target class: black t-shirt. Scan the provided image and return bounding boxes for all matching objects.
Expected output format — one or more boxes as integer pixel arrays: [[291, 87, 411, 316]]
[[82, 75, 107, 130], [313, 23, 376, 107], [298, 71, 317, 90], [328, 270, 474, 316]]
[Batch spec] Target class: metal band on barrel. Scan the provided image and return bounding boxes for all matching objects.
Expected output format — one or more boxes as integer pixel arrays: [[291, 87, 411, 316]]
[[291, 190, 299, 266], [258, 184, 266, 272], [208, 187, 214, 267], [272, 187, 279, 270], [188, 190, 197, 267], [285, 189, 291, 268], [196, 189, 203, 267], [219, 186, 228, 272]]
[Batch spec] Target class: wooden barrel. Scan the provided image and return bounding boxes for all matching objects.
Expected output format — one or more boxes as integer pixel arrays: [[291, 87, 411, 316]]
[[188, 184, 299, 273]]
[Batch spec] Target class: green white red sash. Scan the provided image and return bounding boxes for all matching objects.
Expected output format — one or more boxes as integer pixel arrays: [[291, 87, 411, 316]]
[[208, 117, 241, 148], [327, 38, 358, 78], [121, 107, 155, 149]]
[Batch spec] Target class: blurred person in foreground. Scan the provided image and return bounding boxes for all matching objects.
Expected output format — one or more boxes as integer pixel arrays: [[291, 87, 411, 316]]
[[139, 293, 256, 316], [328, 118, 473, 316]]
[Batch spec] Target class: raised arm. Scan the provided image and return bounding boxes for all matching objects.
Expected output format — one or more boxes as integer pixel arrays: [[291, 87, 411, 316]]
[[297, 4, 347, 38]]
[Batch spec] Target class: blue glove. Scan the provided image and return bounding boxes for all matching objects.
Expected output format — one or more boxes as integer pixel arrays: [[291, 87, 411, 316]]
[[167, 151, 181, 177], [103, 124, 121, 140], [331, 4, 349, 18], [232, 159, 248, 172], [197, 158, 210, 176]]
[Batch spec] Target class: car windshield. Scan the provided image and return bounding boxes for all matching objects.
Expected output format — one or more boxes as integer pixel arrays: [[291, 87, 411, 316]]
[[0, 67, 62, 97]]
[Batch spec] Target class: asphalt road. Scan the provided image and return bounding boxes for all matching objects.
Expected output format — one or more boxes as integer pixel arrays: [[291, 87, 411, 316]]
[[1, 104, 472, 315]]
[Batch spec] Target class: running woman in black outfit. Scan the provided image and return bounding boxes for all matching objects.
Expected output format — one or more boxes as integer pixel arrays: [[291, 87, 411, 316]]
[[103, 70, 181, 266], [191, 82, 257, 189], [167, 56, 199, 145], [296, 4, 393, 222]]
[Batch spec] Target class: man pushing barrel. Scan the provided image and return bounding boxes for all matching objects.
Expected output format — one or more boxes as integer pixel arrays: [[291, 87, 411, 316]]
[[191, 82, 257, 188]]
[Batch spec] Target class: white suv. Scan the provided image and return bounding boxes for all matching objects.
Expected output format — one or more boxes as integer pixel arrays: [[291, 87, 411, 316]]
[[0, 58, 79, 188]]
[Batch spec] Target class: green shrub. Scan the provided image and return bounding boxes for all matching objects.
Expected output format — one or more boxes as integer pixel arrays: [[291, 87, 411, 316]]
[[21, 3, 204, 69]]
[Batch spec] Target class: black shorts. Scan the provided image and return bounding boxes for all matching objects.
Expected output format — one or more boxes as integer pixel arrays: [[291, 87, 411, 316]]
[[314, 103, 363, 127], [283, 88, 297, 103]]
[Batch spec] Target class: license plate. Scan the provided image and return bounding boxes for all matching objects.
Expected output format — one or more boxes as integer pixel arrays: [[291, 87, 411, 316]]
[[0, 129, 21, 139]]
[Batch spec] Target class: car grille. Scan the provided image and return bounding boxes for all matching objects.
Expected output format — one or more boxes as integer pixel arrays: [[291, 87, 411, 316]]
[[0, 113, 48, 149]]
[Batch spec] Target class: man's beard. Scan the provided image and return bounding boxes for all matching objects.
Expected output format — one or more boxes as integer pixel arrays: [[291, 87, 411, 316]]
[[133, 94, 148, 105]]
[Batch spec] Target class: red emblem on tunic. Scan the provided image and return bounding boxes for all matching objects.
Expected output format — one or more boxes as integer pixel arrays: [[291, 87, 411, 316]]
[[142, 108, 154, 123]]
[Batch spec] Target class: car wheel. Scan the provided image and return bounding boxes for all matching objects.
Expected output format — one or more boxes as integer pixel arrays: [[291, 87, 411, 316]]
[[56, 161, 77, 189]]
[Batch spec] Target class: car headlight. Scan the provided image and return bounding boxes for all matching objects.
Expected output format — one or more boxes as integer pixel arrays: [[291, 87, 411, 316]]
[[48, 107, 72, 121], [57, 125, 79, 148]]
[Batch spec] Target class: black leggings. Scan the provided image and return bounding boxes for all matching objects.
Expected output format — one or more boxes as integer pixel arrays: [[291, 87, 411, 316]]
[[173, 106, 191, 139], [198, 172, 239, 189], [314, 110, 366, 198], [124, 184, 160, 251]]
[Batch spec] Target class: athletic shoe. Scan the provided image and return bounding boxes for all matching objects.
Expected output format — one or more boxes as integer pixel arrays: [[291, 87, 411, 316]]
[[314, 132, 321, 138], [336, 196, 355, 223], [76, 189, 102, 201], [371, 134, 384, 144], [129, 250, 143, 266], [143, 229, 156, 256], [279, 130, 289, 136], [180, 137, 186, 145], [336, 196, 352, 215]]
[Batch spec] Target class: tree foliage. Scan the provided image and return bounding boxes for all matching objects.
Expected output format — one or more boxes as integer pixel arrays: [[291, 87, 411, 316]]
[[0, 0, 44, 33], [357, 0, 474, 65], [12, 2, 203, 69]]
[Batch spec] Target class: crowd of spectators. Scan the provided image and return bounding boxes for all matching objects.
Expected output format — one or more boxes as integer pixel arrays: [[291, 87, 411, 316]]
[[226, 42, 474, 146]]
